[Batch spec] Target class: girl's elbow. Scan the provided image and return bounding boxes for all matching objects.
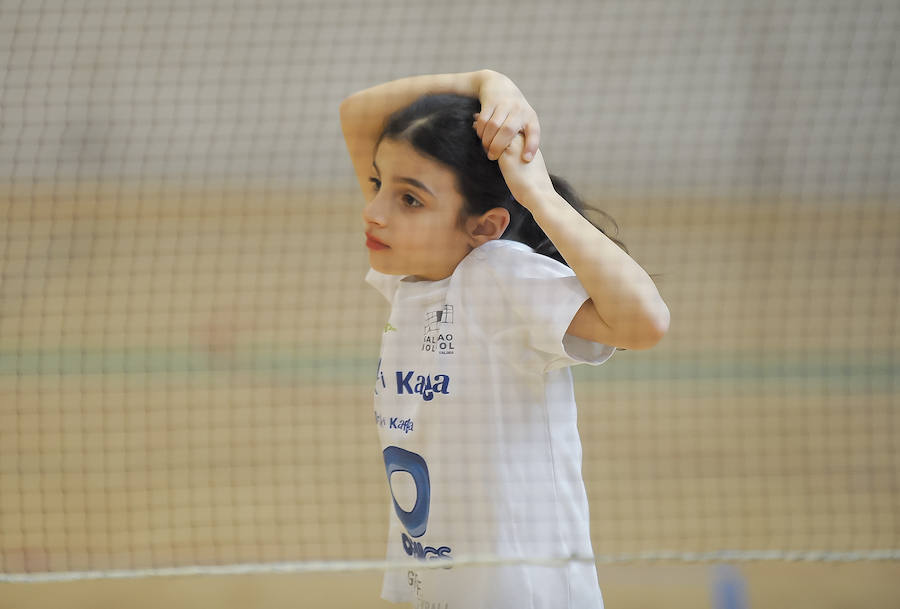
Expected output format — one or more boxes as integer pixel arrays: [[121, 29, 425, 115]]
[[339, 93, 364, 125], [626, 303, 670, 350], [648, 303, 671, 347], [339, 96, 355, 123]]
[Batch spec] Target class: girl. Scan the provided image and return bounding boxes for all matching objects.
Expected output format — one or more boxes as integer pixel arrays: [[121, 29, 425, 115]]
[[340, 70, 669, 609]]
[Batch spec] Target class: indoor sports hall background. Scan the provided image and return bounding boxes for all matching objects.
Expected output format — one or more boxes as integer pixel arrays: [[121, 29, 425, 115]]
[[1, 1, 898, 607]]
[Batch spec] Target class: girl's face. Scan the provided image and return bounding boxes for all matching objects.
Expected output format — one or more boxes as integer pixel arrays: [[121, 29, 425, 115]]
[[363, 138, 474, 280]]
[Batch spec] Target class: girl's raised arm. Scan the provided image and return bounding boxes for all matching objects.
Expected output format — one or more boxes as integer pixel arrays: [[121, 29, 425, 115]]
[[339, 70, 540, 198], [496, 135, 671, 351]]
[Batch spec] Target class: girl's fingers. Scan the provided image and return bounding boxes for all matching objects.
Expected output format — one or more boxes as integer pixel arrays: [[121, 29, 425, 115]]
[[480, 109, 510, 160], [521, 121, 541, 162], [486, 114, 522, 161], [473, 106, 495, 141], [476, 103, 540, 162]]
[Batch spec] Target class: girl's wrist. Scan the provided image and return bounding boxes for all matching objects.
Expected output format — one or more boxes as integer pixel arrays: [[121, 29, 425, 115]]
[[516, 187, 567, 217], [471, 69, 496, 96]]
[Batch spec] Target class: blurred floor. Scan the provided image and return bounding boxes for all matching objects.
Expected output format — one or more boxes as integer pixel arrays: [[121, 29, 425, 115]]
[[2, 562, 899, 609]]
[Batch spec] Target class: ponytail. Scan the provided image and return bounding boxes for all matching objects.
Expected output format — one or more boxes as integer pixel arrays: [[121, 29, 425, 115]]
[[503, 173, 627, 265]]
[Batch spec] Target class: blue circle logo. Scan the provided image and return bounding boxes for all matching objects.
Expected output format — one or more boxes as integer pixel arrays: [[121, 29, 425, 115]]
[[383, 446, 430, 538]]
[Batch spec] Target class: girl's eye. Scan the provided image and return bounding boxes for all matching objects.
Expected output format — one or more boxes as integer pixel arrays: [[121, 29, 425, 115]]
[[402, 194, 423, 208], [369, 177, 381, 191]]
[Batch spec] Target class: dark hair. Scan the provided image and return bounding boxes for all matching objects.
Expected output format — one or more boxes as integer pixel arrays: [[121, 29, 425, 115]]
[[377, 93, 626, 266]]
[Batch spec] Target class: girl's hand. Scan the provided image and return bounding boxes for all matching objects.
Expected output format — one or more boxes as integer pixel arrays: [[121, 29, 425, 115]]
[[496, 133, 555, 209], [474, 71, 540, 162]]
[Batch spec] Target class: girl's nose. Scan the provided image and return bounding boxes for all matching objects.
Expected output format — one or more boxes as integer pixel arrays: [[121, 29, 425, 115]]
[[362, 194, 387, 227]]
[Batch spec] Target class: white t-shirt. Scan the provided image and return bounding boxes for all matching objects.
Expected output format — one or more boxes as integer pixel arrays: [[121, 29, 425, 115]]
[[366, 239, 614, 609]]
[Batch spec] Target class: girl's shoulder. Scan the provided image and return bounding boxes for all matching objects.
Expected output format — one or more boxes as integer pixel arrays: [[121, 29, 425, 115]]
[[458, 239, 574, 282], [452, 239, 583, 316]]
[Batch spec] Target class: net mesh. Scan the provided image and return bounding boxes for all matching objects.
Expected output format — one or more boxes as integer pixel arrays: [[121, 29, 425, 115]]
[[1, 0, 898, 579]]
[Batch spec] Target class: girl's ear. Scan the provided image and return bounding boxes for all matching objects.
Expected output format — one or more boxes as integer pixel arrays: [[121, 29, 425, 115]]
[[466, 207, 511, 246]]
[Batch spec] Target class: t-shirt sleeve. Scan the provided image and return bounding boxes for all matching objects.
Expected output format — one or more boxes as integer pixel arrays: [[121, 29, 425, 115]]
[[468, 242, 615, 372], [365, 268, 403, 304]]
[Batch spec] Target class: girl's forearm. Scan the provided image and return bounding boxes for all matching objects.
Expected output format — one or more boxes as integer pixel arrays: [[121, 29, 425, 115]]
[[497, 136, 668, 349], [340, 70, 494, 191], [340, 71, 488, 146], [341, 70, 540, 193]]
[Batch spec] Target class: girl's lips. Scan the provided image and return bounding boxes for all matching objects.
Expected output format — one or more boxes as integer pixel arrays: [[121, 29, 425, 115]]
[[365, 233, 389, 250]]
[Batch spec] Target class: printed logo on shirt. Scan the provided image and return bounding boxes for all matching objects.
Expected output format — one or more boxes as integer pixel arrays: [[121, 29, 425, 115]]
[[423, 305, 454, 354], [395, 370, 450, 402], [383, 446, 454, 563], [401, 532, 452, 561], [424, 305, 453, 333], [375, 410, 414, 434]]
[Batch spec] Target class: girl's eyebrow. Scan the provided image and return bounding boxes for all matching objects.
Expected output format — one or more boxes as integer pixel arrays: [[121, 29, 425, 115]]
[[372, 161, 435, 197], [395, 177, 434, 197]]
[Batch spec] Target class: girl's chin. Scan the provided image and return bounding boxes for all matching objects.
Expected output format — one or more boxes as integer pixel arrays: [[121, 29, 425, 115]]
[[368, 258, 405, 276], [368, 254, 455, 280]]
